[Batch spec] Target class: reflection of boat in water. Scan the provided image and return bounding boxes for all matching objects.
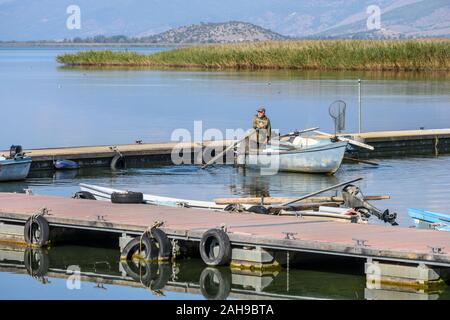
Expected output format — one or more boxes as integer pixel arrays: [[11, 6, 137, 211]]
[[408, 208, 450, 232], [236, 139, 348, 175]]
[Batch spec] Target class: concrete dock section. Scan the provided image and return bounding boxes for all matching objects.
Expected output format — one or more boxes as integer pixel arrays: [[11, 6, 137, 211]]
[[2, 129, 450, 171], [0, 193, 449, 267]]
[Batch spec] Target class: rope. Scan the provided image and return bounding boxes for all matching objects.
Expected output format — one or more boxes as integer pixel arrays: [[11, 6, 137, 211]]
[[435, 135, 439, 156]]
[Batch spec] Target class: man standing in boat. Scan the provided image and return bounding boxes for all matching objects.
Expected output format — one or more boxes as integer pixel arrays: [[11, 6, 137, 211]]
[[251, 106, 272, 150]]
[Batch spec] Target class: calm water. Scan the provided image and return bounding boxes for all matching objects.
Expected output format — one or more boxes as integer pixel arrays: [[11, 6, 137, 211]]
[[0, 47, 450, 299]]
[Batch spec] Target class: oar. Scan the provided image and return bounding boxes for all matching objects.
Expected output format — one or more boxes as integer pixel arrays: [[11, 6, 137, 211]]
[[314, 130, 374, 151], [201, 129, 256, 169], [344, 156, 379, 166], [277, 177, 363, 207], [279, 127, 320, 139]]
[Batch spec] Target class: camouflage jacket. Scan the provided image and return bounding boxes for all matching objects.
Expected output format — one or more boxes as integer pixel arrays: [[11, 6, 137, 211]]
[[252, 115, 271, 141]]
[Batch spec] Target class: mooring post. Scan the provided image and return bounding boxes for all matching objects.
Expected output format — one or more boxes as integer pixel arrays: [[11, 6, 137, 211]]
[[358, 79, 362, 134]]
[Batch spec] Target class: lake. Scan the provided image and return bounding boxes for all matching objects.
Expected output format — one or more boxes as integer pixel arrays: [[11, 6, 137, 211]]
[[0, 46, 449, 299]]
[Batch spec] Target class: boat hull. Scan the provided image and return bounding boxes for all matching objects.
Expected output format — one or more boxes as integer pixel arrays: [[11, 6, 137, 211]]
[[0, 157, 32, 182], [237, 141, 348, 174], [408, 208, 450, 231]]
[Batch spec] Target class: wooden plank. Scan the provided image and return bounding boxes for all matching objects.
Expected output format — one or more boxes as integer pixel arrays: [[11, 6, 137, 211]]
[[214, 195, 389, 205]]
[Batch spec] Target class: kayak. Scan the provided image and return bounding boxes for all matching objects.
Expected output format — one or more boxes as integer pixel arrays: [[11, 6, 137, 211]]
[[407, 208, 450, 232], [236, 139, 348, 174]]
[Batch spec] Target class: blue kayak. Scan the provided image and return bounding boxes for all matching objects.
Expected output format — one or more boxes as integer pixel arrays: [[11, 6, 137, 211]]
[[408, 208, 450, 232], [54, 159, 79, 170]]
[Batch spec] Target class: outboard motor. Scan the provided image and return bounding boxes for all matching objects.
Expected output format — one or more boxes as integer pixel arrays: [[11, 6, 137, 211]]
[[10, 145, 23, 158], [342, 184, 398, 225]]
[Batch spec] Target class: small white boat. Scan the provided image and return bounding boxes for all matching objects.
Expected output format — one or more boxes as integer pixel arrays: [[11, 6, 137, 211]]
[[0, 155, 32, 182], [80, 183, 229, 210], [236, 139, 348, 174]]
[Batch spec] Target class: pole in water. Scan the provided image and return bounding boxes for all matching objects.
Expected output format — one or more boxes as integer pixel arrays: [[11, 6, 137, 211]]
[[358, 79, 362, 134]]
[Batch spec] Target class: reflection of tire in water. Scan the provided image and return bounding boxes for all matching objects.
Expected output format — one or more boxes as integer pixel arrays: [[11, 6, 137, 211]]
[[24, 248, 49, 278], [199, 267, 231, 300], [121, 260, 171, 290]]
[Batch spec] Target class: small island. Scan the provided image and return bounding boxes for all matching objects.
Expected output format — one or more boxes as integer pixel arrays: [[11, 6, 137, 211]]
[[57, 39, 450, 71]]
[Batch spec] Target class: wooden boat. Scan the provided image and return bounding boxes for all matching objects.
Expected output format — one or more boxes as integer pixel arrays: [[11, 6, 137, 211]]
[[408, 208, 450, 232], [80, 183, 229, 210], [236, 139, 348, 174], [0, 155, 32, 182]]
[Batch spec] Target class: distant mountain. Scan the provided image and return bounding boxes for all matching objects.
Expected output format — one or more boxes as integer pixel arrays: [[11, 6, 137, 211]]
[[0, 0, 449, 41], [313, 0, 450, 39], [140, 21, 288, 43]]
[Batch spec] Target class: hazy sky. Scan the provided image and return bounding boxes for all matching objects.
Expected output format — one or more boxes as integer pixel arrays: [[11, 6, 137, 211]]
[[0, 0, 446, 40]]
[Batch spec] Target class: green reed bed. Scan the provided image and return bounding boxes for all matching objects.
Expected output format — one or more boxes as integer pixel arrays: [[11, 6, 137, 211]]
[[57, 40, 450, 71]]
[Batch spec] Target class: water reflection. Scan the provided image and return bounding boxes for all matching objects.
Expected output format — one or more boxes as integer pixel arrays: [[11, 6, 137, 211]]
[[0, 245, 448, 300]]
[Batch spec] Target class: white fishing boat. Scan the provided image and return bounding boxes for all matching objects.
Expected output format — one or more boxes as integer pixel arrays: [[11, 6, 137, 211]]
[[79, 183, 229, 210], [236, 138, 348, 174]]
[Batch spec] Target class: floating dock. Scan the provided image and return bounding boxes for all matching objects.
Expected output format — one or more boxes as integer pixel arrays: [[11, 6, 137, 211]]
[[2, 128, 450, 171], [0, 193, 449, 290]]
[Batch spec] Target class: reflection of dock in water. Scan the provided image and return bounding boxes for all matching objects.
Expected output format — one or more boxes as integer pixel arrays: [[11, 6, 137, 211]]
[[1, 245, 447, 300]]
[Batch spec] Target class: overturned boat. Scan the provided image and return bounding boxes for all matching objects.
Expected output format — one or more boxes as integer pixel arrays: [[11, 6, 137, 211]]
[[0, 145, 32, 182], [79, 183, 229, 210]]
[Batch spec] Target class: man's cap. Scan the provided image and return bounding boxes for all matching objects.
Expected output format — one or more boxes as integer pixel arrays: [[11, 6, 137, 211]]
[[257, 107, 266, 112]]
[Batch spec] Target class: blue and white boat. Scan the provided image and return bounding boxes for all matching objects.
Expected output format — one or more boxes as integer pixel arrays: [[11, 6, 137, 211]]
[[54, 159, 79, 170], [407, 208, 450, 232], [0, 155, 32, 182]]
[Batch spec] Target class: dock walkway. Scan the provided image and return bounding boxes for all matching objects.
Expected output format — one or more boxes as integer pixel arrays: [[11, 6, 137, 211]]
[[2, 128, 450, 171], [0, 193, 449, 267]]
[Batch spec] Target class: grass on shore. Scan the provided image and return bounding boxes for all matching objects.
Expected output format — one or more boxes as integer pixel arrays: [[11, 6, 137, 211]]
[[56, 40, 450, 71]]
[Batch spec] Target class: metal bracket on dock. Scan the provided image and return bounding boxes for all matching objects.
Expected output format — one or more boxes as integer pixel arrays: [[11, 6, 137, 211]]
[[428, 246, 445, 254], [353, 238, 369, 247], [282, 232, 297, 240]]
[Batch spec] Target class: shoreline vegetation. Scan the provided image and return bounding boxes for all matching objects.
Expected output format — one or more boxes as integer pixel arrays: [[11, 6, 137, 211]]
[[56, 40, 450, 71]]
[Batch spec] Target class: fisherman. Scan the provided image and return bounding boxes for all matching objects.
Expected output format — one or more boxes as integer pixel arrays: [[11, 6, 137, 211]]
[[251, 106, 272, 149]]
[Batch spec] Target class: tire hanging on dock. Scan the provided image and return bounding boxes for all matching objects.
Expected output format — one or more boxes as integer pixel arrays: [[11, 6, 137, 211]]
[[199, 228, 232, 266], [24, 215, 50, 247], [199, 267, 231, 300], [150, 228, 172, 261], [120, 236, 158, 261]]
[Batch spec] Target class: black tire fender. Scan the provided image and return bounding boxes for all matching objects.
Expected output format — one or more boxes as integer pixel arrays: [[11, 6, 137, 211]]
[[24, 248, 49, 277], [110, 154, 126, 170], [151, 228, 172, 260], [72, 191, 96, 200], [111, 191, 144, 204], [24, 215, 50, 247], [199, 229, 231, 266], [120, 236, 158, 261], [199, 267, 231, 300]]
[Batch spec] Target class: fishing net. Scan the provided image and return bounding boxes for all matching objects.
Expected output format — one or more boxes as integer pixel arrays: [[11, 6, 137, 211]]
[[328, 100, 346, 135]]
